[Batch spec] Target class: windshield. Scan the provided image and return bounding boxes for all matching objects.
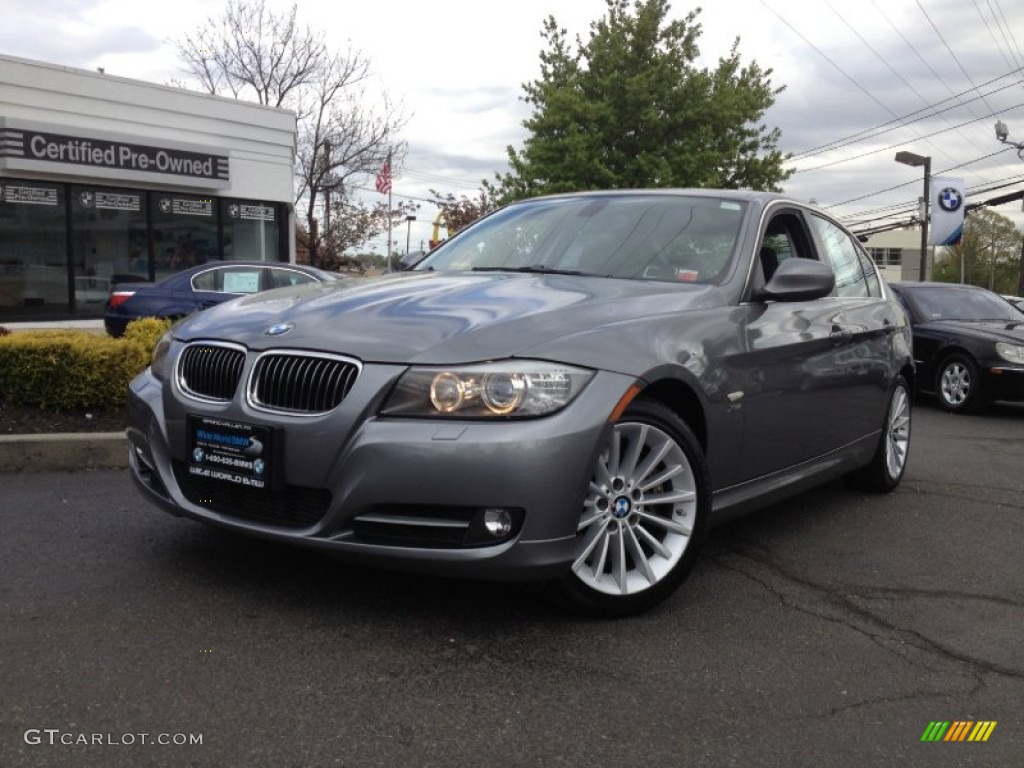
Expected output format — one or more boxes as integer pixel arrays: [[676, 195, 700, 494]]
[[416, 194, 747, 285], [902, 286, 1022, 322]]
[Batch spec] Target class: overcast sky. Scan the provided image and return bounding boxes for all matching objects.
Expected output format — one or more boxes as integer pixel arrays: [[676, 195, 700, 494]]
[[2, 0, 1023, 251]]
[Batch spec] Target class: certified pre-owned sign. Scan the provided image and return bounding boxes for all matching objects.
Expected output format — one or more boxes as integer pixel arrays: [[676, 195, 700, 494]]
[[0, 124, 229, 185]]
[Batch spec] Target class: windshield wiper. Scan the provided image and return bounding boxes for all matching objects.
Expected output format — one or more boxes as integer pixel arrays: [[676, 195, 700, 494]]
[[472, 264, 585, 276]]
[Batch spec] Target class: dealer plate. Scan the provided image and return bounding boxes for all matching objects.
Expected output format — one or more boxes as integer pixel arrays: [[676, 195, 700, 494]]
[[187, 416, 274, 489]]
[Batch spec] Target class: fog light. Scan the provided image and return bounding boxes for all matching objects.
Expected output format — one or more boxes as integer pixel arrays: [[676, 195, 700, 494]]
[[483, 508, 513, 537]]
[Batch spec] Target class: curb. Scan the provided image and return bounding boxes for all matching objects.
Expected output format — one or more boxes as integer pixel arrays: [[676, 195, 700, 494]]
[[0, 432, 128, 473]]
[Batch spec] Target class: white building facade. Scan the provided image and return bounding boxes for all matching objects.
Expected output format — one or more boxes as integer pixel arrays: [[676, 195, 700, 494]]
[[0, 55, 296, 323], [861, 227, 929, 283]]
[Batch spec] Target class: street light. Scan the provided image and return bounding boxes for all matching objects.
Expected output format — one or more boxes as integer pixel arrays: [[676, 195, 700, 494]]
[[995, 120, 1024, 158], [895, 150, 931, 281]]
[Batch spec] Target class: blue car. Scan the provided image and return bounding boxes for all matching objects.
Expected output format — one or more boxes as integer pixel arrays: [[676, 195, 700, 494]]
[[104, 261, 343, 337]]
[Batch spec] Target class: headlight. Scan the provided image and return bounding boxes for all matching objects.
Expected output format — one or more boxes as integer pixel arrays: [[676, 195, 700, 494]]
[[996, 341, 1024, 364], [382, 360, 594, 418], [150, 330, 175, 380]]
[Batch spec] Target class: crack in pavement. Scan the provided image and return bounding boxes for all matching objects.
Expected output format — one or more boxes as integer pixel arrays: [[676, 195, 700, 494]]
[[709, 536, 1024, 685]]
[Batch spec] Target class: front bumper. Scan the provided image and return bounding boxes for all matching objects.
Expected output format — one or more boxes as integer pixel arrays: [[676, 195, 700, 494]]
[[983, 364, 1024, 403], [127, 362, 637, 582]]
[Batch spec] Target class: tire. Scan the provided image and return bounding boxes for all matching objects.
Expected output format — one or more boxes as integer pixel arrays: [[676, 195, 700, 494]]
[[847, 375, 911, 492], [936, 353, 982, 413], [551, 399, 709, 617]]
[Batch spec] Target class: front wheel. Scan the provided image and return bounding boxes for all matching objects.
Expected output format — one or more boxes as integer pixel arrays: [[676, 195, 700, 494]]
[[552, 399, 709, 617], [937, 354, 982, 413]]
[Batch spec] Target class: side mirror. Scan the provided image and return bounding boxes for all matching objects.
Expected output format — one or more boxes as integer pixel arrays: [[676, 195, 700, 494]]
[[761, 258, 835, 302]]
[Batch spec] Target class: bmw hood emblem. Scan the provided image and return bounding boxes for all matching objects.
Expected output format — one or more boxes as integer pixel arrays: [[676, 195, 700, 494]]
[[266, 322, 295, 336]]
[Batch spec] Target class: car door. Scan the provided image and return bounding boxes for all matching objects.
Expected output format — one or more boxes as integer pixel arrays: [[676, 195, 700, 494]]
[[729, 206, 872, 481], [805, 213, 897, 444]]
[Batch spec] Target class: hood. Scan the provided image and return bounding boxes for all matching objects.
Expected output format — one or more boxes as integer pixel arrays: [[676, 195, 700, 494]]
[[176, 271, 723, 364], [923, 318, 1024, 344]]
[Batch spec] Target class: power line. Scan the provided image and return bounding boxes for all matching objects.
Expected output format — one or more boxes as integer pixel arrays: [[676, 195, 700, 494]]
[[821, 147, 1013, 210], [821, 0, 970, 168], [915, 0, 999, 116], [793, 102, 1024, 174], [975, 0, 1022, 74], [788, 71, 1023, 161], [988, 0, 1024, 71], [869, 0, 986, 124], [759, 0, 902, 120]]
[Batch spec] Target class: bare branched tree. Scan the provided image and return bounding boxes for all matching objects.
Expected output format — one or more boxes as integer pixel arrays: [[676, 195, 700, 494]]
[[174, 0, 407, 265], [175, 0, 323, 107]]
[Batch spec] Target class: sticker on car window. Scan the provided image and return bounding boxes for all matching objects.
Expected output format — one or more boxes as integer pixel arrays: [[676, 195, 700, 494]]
[[223, 271, 260, 293]]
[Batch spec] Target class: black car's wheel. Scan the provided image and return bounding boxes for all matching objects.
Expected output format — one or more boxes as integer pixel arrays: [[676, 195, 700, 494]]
[[936, 353, 982, 413], [553, 399, 709, 617], [847, 375, 911, 492]]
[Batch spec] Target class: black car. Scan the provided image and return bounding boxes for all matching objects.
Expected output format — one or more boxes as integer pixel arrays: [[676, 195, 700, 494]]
[[104, 261, 343, 337], [889, 282, 1024, 412]]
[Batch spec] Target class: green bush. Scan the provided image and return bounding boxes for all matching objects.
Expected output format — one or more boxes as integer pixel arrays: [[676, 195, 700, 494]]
[[122, 316, 174, 355], [0, 328, 157, 411]]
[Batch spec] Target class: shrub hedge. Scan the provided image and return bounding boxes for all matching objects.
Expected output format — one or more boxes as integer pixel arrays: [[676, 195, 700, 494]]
[[0, 317, 173, 411]]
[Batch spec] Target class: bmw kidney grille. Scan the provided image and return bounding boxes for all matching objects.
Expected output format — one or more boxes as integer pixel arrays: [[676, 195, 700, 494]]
[[248, 352, 360, 414]]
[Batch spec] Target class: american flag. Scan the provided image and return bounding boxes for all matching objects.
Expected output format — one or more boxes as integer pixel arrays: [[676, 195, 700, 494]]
[[375, 156, 392, 194]]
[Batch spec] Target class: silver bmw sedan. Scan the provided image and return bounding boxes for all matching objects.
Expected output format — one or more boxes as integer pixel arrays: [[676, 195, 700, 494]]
[[126, 189, 914, 616]]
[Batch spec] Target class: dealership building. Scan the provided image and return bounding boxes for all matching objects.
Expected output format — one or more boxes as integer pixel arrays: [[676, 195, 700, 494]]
[[0, 54, 296, 323]]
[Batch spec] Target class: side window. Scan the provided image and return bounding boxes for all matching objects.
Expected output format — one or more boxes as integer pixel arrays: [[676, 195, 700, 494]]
[[191, 269, 217, 291], [268, 268, 317, 289], [759, 213, 805, 282], [810, 216, 869, 298], [857, 249, 881, 297]]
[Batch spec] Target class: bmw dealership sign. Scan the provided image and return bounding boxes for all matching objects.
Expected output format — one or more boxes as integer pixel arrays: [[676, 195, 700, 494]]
[[929, 176, 965, 246]]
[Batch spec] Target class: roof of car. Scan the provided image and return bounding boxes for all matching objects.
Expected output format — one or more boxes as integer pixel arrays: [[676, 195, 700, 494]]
[[518, 188, 803, 206]]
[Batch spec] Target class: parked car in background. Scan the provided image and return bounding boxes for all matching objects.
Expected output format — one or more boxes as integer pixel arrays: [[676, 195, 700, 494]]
[[104, 261, 343, 337], [126, 190, 913, 616], [889, 282, 1024, 413]]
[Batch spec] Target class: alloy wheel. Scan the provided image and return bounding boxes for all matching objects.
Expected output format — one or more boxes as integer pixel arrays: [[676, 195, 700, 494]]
[[572, 421, 697, 596]]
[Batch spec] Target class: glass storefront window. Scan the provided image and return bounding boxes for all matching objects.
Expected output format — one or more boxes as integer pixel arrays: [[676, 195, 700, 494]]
[[151, 193, 219, 281], [0, 181, 68, 318], [222, 199, 280, 262], [70, 186, 148, 315], [0, 177, 288, 323]]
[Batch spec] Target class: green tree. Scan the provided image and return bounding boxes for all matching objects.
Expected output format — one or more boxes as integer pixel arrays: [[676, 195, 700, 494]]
[[485, 0, 791, 204], [933, 208, 1023, 294]]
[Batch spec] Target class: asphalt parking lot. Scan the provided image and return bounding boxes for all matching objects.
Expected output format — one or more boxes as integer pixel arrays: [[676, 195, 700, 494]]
[[1, 401, 1022, 767]]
